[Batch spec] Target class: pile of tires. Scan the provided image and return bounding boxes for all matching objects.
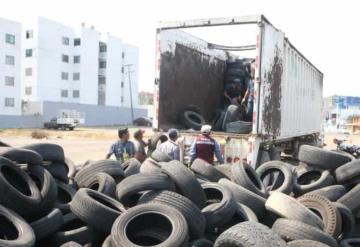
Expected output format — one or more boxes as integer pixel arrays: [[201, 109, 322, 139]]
[[225, 59, 248, 87], [0, 142, 359, 247]]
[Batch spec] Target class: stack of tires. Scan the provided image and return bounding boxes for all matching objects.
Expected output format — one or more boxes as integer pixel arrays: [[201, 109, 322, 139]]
[[224, 59, 248, 87], [0, 141, 359, 247]]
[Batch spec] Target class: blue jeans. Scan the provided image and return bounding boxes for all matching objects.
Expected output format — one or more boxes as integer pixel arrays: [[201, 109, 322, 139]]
[[246, 101, 254, 121]]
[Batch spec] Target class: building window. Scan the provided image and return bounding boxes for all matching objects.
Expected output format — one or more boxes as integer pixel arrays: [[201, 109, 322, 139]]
[[74, 38, 81, 46], [5, 55, 15, 65], [99, 75, 106, 84], [5, 76, 15, 86], [122, 52, 125, 58], [73, 73, 80, 80], [121, 81, 124, 88], [61, 72, 69, 80], [5, 34, 15, 44], [73, 90, 80, 98], [61, 90, 68, 98], [62, 37, 70, 45], [99, 60, 106, 69], [25, 49, 33, 57], [25, 87, 32, 95], [62, 54, 69, 63], [26, 30, 33, 39], [4, 98, 14, 107], [73, 55, 80, 64], [25, 68, 32, 76], [99, 44, 107, 53], [121, 96, 124, 103], [121, 67, 124, 73]]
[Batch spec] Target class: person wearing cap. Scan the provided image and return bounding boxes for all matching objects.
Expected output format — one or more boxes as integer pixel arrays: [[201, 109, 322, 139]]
[[134, 129, 147, 163], [189, 125, 224, 164], [106, 128, 135, 163], [157, 128, 180, 161]]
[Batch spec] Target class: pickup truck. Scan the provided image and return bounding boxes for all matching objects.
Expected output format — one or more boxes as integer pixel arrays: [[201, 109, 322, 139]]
[[44, 117, 78, 130], [153, 15, 324, 167]]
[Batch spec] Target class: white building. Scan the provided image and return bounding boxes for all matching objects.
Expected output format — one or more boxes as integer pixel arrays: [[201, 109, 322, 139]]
[[0, 18, 21, 115], [22, 17, 139, 108]]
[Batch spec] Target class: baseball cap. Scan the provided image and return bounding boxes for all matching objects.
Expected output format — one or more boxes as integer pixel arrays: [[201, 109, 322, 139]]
[[168, 128, 179, 139], [201, 125, 212, 134]]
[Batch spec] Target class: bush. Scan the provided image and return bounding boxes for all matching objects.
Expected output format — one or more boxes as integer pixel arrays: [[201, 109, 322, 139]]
[[31, 129, 49, 139]]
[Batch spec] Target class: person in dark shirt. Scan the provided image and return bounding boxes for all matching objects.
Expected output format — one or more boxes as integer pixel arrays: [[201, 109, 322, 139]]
[[106, 128, 135, 163]]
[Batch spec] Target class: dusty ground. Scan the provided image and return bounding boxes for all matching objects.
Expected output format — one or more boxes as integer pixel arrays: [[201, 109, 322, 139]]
[[1, 127, 359, 165]]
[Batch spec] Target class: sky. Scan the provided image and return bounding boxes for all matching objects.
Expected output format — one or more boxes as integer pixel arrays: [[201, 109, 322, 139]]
[[1, 0, 359, 97]]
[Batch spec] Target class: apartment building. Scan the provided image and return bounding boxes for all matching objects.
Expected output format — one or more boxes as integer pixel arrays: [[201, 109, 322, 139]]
[[0, 18, 21, 115], [22, 17, 139, 108]]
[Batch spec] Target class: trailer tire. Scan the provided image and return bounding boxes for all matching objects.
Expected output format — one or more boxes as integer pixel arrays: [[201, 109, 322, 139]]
[[22, 143, 65, 163], [111, 203, 189, 247], [116, 173, 176, 207], [297, 194, 342, 238], [77, 172, 116, 198], [335, 159, 360, 184], [191, 159, 228, 182], [256, 161, 294, 194], [138, 190, 206, 239], [231, 162, 268, 198], [180, 110, 205, 130], [272, 218, 338, 247], [30, 208, 63, 240], [265, 192, 324, 229], [0, 204, 36, 247], [298, 145, 352, 170], [306, 185, 347, 202], [215, 221, 286, 247]]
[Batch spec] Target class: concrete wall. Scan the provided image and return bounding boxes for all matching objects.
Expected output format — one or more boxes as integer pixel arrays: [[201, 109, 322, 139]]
[[0, 18, 21, 115], [0, 115, 42, 128]]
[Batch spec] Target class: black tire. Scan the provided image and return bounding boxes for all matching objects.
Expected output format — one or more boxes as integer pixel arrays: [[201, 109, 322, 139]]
[[0, 140, 11, 147], [333, 202, 355, 240], [256, 161, 294, 194], [298, 145, 352, 170], [335, 159, 360, 184], [22, 143, 65, 163], [265, 192, 324, 229], [215, 164, 234, 180], [122, 158, 141, 177], [180, 110, 206, 130], [340, 238, 360, 247], [226, 121, 252, 134], [30, 208, 63, 240], [337, 184, 360, 213], [71, 188, 126, 233], [111, 203, 189, 247], [0, 157, 41, 220], [272, 218, 338, 247], [306, 185, 347, 202], [116, 173, 176, 207], [211, 110, 225, 131], [138, 190, 206, 239], [215, 221, 286, 247], [201, 182, 237, 229], [287, 240, 331, 247], [42, 161, 69, 183], [74, 159, 124, 186], [55, 181, 76, 213], [222, 105, 243, 130], [226, 68, 246, 77], [139, 158, 161, 173], [161, 160, 207, 209], [147, 134, 168, 155], [26, 165, 58, 217], [60, 242, 82, 247], [49, 213, 99, 246], [297, 194, 342, 238], [0, 148, 42, 166], [294, 168, 334, 196], [0, 204, 36, 247], [231, 162, 268, 198], [190, 239, 213, 247], [151, 149, 172, 162], [219, 178, 266, 218], [102, 235, 113, 247], [191, 159, 228, 182], [77, 172, 116, 198]]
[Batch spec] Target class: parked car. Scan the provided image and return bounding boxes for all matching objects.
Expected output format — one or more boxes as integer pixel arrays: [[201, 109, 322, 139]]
[[133, 117, 152, 127]]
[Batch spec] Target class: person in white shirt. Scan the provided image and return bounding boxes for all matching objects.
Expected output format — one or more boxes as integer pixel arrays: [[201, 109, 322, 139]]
[[157, 128, 180, 160]]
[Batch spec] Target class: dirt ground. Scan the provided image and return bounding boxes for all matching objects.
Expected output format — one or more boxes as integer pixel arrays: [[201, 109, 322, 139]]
[[0, 127, 359, 165]]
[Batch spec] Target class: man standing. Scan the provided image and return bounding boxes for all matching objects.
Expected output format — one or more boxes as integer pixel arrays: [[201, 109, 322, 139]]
[[157, 128, 180, 161], [189, 125, 224, 164], [106, 128, 135, 163], [133, 129, 147, 163]]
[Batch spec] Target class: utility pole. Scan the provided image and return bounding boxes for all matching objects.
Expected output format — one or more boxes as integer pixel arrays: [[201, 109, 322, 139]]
[[124, 64, 135, 123]]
